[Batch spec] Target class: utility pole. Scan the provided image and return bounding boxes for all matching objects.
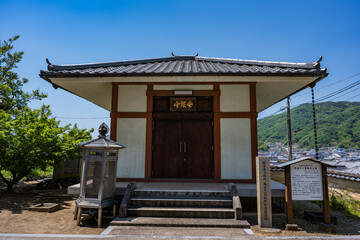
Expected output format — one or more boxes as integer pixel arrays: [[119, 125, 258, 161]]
[[287, 97, 293, 161]]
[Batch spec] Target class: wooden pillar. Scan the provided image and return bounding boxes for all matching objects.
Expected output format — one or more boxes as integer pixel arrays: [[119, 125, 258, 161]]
[[285, 166, 293, 224], [322, 165, 330, 224], [110, 83, 118, 141]]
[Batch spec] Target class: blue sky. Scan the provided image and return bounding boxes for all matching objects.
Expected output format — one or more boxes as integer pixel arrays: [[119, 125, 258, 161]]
[[1, 0, 359, 136]]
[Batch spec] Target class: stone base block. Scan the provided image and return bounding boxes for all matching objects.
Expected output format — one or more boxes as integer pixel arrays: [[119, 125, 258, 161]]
[[252, 225, 281, 233], [284, 223, 299, 231], [29, 203, 60, 213], [319, 222, 336, 234]]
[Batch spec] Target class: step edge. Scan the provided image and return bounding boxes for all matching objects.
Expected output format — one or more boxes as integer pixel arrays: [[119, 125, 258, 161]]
[[128, 207, 235, 212], [110, 222, 250, 229], [131, 198, 232, 202]]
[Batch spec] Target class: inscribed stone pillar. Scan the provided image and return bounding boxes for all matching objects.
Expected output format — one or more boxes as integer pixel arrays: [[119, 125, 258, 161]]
[[256, 157, 272, 228]]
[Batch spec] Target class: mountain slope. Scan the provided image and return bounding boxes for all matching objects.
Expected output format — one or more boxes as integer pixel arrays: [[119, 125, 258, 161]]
[[257, 101, 360, 149]]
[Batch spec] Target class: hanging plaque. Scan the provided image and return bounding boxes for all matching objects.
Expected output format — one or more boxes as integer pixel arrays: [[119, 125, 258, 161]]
[[290, 160, 323, 200], [170, 97, 197, 111]]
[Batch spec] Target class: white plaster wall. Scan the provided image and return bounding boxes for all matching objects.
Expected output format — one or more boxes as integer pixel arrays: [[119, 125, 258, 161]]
[[153, 85, 213, 90], [116, 118, 146, 178], [256, 81, 312, 112], [118, 85, 147, 112], [51, 80, 112, 110], [220, 85, 250, 112], [221, 118, 252, 179]]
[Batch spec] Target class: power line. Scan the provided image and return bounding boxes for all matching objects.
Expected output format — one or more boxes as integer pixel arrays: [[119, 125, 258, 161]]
[[344, 93, 360, 101], [316, 79, 360, 102], [292, 72, 360, 98], [319, 72, 360, 89], [326, 86, 360, 101]]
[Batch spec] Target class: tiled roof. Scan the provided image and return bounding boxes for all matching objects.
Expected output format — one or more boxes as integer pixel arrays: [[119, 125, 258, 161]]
[[40, 55, 327, 78]]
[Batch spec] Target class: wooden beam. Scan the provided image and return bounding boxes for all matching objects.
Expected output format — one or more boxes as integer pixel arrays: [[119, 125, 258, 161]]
[[249, 82, 257, 113], [322, 165, 331, 224], [285, 166, 294, 224], [110, 83, 118, 141], [110, 112, 151, 118], [251, 117, 258, 182], [216, 112, 257, 118], [213, 114, 221, 179], [145, 84, 153, 179]]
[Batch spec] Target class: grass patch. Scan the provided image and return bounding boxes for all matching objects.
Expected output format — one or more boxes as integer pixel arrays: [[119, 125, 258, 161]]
[[330, 189, 360, 218], [0, 166, 53, 183], [29, 165, 53, 178]]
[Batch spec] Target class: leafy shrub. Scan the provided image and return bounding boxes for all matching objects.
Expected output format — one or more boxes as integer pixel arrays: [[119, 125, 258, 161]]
[[330, 190, 360, 218]]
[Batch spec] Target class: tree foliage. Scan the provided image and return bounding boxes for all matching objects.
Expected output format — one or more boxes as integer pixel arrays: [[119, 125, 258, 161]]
[[258, 140, 269, 152], [0, 35, 46, 112], [258, 101, 360, 149], [0, 36, 93, 191]]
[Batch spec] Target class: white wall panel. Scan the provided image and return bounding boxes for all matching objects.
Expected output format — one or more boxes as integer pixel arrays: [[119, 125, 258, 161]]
[[116, 118, 146, 178], [221, 118, 252, 179], [220, 85, 250, 112], [118, 85, 147, 112]]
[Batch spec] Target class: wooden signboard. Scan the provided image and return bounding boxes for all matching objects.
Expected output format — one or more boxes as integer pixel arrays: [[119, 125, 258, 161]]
[[290, 160, 323, 201], [278, 158, 332, 229], [170, 97, 197, 111]]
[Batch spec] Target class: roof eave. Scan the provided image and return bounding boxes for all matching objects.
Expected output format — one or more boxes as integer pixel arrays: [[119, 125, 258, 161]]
[[39, 71, 327, 79]]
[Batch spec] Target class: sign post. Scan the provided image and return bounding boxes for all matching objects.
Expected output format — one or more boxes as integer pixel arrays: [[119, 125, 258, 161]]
[[278, 158, 334, 232], [256, 157, 272, 228], [284, 165, 295, 227]]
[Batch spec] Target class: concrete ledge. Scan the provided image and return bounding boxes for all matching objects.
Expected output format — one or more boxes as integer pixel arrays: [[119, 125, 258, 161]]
[[67, 181, 285, 197], [111, 217, 250, 228]]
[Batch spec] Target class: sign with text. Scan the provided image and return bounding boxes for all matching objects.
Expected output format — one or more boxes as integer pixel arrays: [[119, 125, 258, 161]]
[[256, 157, 272, 228], [170, 97, 197, 111], [290, 160, 323, 201]]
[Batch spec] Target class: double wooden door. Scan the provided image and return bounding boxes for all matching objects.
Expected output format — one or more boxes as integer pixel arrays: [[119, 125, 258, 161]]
[[152, 97, 214, 179]]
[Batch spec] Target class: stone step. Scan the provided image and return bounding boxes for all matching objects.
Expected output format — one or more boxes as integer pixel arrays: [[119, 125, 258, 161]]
[[128, 207, 235, 218], [132, 190, 231, 199], [130, 197, 233, 208], [111, 217, 250, 228]]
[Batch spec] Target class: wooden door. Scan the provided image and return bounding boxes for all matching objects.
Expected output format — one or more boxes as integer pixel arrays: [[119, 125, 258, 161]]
[[152, 119, 182, 178], [182, 119, 213, 178], [152, 96, 214, 179]]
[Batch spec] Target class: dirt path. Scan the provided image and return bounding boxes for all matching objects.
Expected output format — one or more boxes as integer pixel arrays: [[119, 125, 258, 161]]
[[1, 180, 360, 236], [0, 189, 106, 235]]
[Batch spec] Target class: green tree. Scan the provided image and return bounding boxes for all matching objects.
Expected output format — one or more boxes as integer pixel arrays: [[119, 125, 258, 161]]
[[258, 140, 269, 151], [0, 35, 46, 111], [0, 106, 92, 191], [0, 36, 93, 191]]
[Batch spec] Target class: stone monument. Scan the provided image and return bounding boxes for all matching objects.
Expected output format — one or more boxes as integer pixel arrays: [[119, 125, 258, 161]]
[[256, 156, 272, 228]]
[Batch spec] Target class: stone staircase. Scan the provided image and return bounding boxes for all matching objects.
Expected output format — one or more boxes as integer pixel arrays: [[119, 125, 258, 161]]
[[128, 189, 234, 218], [112, 183, 250, 228]]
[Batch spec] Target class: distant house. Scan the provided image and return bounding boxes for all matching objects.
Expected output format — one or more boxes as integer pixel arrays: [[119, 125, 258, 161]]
[[40, 55, 327, 183]]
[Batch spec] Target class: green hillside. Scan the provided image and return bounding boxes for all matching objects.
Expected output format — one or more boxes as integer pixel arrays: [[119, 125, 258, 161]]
[[257, 101, 360, 149]]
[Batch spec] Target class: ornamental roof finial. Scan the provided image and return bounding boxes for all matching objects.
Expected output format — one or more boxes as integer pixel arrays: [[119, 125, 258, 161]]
[[98, 122, 109, 138]]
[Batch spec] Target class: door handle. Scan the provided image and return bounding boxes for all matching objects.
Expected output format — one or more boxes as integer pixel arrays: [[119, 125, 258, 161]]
[[184, 142, 186, 153], [180, 142, 182, 153]]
